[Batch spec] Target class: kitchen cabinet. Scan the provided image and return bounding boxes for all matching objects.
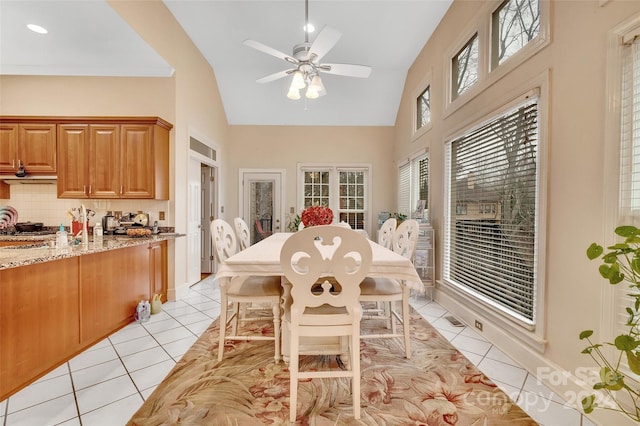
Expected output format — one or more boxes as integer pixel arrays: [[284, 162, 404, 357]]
[[0, 239, 169, 400], [0, 122, 57, 175], [414, 222, 435, 298], [56, 117, 171, 199]]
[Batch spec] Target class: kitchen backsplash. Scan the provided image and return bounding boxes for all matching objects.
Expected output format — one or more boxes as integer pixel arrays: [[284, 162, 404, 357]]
[[0, 183, 171, 228]]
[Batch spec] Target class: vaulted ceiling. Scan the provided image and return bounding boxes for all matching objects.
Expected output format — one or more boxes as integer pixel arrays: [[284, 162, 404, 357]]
[[0, 1, 452, 126]]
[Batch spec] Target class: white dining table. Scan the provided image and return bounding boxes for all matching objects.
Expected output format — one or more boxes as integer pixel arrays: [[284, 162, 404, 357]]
[[214, 231, 423, 361], [215, 231, 423, 291]]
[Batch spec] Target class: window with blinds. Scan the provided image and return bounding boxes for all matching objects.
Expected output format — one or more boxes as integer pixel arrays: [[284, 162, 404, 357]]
[[397, 153, 429, 220], [444, 97, 539, 323], [615, 29, 640, 374]]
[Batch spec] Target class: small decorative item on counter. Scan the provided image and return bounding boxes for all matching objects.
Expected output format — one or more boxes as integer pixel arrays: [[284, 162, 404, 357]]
[[56, 224, 68, 248], [135, 300, 151, 323], [300, 205, 334, 227], [93, 221, 103, 244], [127, 228, 152, 238], [0, 205, 18, 230], [151, 294, 163, 314]]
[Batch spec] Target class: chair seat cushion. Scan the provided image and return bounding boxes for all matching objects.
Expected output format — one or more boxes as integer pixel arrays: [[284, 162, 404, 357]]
[[285, 304, 357, 326], [359, 277, 402, 296], [232, 275, 282, 297]]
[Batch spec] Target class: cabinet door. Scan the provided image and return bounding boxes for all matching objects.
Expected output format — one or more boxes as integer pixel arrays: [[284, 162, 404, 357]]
[[57, 125, 89, 198], [18, 124, 57, 174], [90, 125, 120, 198], [149, 241, 167, 302], [120, 124, 154, 198], [0, 123, 18, 173]]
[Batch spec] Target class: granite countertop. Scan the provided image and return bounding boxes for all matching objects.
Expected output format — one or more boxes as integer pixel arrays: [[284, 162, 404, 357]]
[[0, 234, 184, 270]]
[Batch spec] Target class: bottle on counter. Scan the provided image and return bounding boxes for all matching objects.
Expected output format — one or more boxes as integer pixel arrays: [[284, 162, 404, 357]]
[[56, 224, 68, 248], [93, 221, 103, 244]]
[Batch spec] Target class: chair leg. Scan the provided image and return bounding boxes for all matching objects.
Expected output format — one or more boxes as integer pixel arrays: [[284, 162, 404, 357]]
[[289, 330, 299, 423], [272, 301, 281, 363], [351, 325, 361, 419], [230, 302, 240, 336], [402, 287, 411, 359], [218, 291, 229, 362]]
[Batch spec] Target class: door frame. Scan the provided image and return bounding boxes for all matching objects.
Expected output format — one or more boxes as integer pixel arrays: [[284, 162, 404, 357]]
[[187, 134, 219, 281], [238, 169, 286, 239]]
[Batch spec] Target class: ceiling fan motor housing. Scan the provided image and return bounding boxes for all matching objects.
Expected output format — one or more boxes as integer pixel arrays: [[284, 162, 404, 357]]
[[292, 43, 312, 61]]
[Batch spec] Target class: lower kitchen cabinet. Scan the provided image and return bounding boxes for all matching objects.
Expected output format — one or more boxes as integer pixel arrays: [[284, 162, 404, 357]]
[[0, 240, 168, 400]]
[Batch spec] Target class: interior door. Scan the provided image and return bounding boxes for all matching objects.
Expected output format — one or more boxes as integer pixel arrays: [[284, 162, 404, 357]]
[[240, 171, 283, 245], [187, 157, 202, 285], [200, 164, 215, 273]]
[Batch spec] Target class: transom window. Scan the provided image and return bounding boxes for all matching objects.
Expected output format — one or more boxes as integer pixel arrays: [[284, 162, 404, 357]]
[[417, 86, 431, 131], [452, 34, 479, 100], [299, 165, 370, 230], [491, 0, 541, 69]]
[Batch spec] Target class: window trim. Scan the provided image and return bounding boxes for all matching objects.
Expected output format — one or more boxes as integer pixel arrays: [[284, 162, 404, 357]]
[[440, 70, 550, 351], [297, 163, 372, 233], [411, 71, 433, 141], [443, 0, 551, 118], [601, 11, 640, 358]]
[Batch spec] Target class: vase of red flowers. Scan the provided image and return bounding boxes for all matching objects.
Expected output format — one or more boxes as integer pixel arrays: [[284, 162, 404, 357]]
[[301, 205, 334, 227]]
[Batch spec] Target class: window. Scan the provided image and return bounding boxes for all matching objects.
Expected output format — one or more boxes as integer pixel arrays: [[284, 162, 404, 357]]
[[491, 0, 540, 69], [397, 152, 429, 220], [452, 34, 479, 100], [417, 86, 431, 131], [444, 96, 539, 324], [300, 165, 370, 230], [619, 34, 640, 219]]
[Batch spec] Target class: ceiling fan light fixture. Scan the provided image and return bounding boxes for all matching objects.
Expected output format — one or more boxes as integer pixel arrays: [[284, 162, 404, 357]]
[[306, 75, 326, 99], [291, 71, 306, 90], [287, 86, 301, 100]]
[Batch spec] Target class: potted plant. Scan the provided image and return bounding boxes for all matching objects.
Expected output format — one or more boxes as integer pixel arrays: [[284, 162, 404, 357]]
[[580, 225, 640, 421]]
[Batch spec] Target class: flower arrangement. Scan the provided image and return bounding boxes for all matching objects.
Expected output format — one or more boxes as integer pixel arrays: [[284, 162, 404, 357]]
[[301, 205, 334, 227]]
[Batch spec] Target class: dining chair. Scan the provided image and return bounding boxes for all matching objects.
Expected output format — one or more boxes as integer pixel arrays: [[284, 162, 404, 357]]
[[281, 225, 372, 422], [233, 217, 251, 251], [359, 219, 419, 358], [210, 219, 282, 362], [377, 217, 397, 250]]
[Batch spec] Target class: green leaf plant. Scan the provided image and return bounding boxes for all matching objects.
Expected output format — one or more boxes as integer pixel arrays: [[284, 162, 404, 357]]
[[580, 225, 640, 421]]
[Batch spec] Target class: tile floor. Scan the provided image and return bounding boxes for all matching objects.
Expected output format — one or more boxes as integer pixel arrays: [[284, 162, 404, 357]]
[[1, 276, 597, 426]]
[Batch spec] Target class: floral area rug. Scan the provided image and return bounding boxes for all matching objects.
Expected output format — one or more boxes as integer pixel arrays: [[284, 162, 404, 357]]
[[128, 309, 538, 425]]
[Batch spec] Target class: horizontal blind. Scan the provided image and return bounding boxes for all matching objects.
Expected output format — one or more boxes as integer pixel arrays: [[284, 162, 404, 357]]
[[446, 99, 539, 323], [616, 36, 640, 373], [398, 162, 411, 216]]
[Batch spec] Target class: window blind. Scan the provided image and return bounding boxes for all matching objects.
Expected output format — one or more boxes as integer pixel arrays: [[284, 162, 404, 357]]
[[616, 35, 640, 373], [445, 98, 539, 323], [398, 162, 411, 216]]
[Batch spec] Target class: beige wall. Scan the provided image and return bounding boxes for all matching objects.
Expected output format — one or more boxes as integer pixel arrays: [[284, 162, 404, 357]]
[[226, 125, 395, 236], [395, 1, 640, 423]]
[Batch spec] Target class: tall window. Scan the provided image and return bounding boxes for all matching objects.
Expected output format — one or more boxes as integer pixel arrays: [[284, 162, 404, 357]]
[[491, 0, 540, 69], [619, 35, 640, 220], [452, 34, 479, 100], [300, 165, 369, 230], [398, 153, 429, 220], [444, 97, 539, 324], [417, 86, 431, 131]]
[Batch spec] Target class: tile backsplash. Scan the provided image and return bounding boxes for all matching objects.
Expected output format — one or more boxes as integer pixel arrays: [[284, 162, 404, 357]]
[[0, 183, 171, 228]]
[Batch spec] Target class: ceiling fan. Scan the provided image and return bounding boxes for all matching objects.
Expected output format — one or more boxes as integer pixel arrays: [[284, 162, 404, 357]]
[[243, 0, 372, 100]]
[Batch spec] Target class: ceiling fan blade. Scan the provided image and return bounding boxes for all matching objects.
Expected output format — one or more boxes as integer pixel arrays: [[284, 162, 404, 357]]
[[319, 63, 372, 78], [308, 26, 342, 62], [256, 69, 294, 84], [243, 39, 297, 64]]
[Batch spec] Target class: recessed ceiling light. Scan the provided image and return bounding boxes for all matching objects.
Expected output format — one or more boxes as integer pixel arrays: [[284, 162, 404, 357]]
[[27, 24, 48, 34], [304, 23, 315, 33]]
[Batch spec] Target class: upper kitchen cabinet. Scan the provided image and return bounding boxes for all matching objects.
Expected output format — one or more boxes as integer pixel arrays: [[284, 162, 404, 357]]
[[0, 122, 57, 175], [56, 117, 171, 200]]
